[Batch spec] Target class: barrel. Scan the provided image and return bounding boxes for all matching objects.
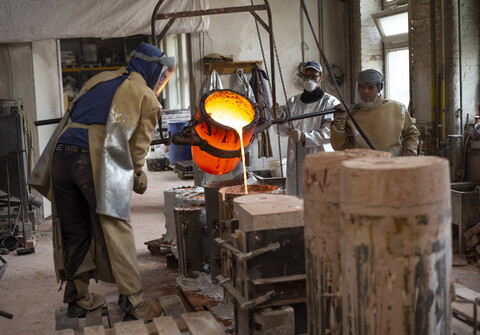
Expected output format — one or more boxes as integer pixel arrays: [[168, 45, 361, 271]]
[[168, 121, 192, 166], [302, 149, 392, 335], [193, 90, 259, 175], [340, 156, 451, 335]]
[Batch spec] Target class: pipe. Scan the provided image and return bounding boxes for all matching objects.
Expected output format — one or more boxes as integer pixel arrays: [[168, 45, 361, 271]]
[[430, 1, 438, 154], [440, 0, 446, 140], [457, 0, 463, 137]]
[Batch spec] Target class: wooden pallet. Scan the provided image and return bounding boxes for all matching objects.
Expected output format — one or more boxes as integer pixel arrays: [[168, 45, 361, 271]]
[[55, 295, 225, 334]]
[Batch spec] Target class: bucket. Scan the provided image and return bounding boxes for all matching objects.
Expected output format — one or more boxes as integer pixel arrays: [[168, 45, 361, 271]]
[[168, 121, 192, 166], [268, 158, 287, 177], [192, 90, 259, 175]]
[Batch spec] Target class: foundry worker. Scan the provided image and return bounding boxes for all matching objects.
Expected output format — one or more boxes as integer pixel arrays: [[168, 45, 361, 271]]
[[330, 69, 419, 156], [275, 60, 340, 197], [28, 43, 175, 320]]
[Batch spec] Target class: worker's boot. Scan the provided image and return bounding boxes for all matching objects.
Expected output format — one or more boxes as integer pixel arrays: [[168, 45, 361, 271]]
[[67, 274, 105, 317], [122, 291, 162, 321]]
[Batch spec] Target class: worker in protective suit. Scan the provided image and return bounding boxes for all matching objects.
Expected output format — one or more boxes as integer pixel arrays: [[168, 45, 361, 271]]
[[275, 60, 340, 197], [28, 42, 175, 320], [330, 69, 419, 156]]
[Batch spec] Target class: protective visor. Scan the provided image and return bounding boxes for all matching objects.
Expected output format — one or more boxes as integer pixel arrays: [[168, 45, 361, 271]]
[[130, 50, 176, 96]]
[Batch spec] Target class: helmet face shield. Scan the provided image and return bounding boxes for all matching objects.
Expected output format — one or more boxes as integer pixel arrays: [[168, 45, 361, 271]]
[[154, 57, 175, 97], [129, 49, 176, 96]]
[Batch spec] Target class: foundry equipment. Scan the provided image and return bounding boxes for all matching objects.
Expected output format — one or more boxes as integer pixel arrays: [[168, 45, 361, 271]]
[[0, 99, 38, 255], [34, 0, 374, 184]]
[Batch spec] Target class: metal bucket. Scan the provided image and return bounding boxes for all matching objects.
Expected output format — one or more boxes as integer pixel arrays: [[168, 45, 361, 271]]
[[192, 90, 259, 175]]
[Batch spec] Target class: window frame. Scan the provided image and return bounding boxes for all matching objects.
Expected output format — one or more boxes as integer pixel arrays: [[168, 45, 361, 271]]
[[382, 0, 407, 10], [372, 4, 410, 106], [372, 5, 409, 48]]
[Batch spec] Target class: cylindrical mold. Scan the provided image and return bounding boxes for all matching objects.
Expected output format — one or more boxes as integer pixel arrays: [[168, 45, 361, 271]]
[[340, 156, 452, 335], [168, 121, 192, 166], [204, 180, 243, 280], [193, 90, 259, 175], [174, 206, 208, 278], [303, 149, 392, 335]]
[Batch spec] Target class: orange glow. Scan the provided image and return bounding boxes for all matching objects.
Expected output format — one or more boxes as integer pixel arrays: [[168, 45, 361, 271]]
[[193, 90, 258, 191]]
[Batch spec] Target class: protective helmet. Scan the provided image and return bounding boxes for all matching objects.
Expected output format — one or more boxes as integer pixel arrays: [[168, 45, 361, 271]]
[[357, 69, 383, 92], [127, 42, 176, 96]]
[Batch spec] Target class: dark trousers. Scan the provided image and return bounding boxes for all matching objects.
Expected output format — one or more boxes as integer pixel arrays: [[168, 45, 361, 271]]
[[51, 145, 97, 303]]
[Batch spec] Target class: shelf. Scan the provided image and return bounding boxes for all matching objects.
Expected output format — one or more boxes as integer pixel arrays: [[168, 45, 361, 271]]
[[62, 66, 123, 73], [204, 60, 263, 75]]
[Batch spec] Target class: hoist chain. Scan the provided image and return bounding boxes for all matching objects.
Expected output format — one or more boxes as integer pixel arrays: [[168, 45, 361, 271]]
[[250, 0, 296, 192]]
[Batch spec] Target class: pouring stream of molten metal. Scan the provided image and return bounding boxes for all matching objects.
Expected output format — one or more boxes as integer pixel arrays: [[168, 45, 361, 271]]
[[208, 105, 250, 194]]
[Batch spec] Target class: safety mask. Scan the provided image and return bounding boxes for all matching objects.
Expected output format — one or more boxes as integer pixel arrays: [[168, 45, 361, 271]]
[[153, 57, 176, 97], [355, 82, 382, 108], [303, 79, 317, 92], [130, 50, 176, 97]]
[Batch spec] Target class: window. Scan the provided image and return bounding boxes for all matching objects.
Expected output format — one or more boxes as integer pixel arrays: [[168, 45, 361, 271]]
[[385, 48, 409, 106], [372, 5, 408, 47], [372, 5, 410, 107]]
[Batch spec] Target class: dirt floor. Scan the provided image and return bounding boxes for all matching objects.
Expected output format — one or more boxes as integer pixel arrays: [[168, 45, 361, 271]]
[[0, 169, 189, 335]]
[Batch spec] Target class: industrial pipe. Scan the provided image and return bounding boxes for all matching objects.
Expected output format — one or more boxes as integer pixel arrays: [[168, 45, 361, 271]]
[[430, 0, 438, 154]]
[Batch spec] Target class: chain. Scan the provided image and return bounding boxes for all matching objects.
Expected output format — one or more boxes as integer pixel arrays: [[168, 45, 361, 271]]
[[251, 0, 295, 188]]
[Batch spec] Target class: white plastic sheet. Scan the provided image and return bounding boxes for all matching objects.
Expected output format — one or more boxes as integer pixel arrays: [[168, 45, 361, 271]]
[[0, 0, 209, 43]]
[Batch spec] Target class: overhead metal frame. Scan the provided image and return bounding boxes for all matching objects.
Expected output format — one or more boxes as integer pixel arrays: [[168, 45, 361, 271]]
[[150, 0, 279, 110]]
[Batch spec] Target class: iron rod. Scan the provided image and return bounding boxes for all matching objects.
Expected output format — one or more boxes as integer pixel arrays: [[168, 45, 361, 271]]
[[154, 5, 267, 20]]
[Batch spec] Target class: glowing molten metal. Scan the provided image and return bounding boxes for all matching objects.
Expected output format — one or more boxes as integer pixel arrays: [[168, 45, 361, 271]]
[[192, 90, 258, 193]]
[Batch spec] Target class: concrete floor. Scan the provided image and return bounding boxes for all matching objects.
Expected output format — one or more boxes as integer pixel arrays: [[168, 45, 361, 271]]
[[0, 169, 188, 335], [0, 167, 479, 334]]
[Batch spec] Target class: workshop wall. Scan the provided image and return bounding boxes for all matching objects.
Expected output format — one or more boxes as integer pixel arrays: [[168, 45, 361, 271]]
[[410, 0, 480, 157]]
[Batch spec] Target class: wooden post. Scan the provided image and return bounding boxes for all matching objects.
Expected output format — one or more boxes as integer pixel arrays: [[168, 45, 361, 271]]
[[340, 156, 452, 335], [302, 149, 392, 335]]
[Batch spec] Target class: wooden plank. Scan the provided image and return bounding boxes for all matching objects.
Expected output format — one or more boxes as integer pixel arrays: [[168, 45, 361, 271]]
[[54, 330, 75, 335], [85, 308, 103, 327], [452, 299, 480, 329], [158, 295, 188, 331], [204, 60, 262, 75], [55, 306, 79, 331], [107, 304, 124, 328], [455, 283, 480, 301], [152, 316, 182, 335], [84, 325, 106, 335], [453, 316, 476, 335], [182, 311, 224, 335], [114, 320, 148, 335], [453, 283, 480, 329], [158, 295, 187, 318]]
